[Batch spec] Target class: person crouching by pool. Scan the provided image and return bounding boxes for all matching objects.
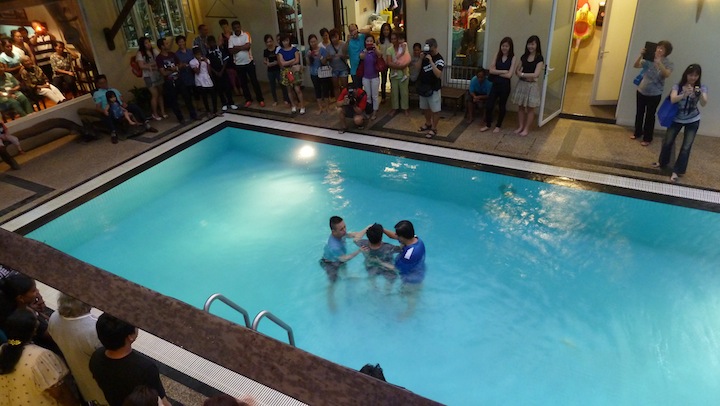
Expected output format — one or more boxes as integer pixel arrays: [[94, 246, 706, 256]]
[[336, 87, 368, 134], [320, 216, 365, 283], [353, 223, 401, 292]]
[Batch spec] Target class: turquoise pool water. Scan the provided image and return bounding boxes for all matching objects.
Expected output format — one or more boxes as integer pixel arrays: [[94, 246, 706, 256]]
[[28, 127, 720, 405]]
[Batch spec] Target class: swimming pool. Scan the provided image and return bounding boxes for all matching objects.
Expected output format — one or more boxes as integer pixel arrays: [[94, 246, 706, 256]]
[[27, 124, 720, 405]]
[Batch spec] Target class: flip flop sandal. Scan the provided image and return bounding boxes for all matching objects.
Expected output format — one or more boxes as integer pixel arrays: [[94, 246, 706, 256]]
[[418, 124, 432, 132], [425, 129, 437, 138]]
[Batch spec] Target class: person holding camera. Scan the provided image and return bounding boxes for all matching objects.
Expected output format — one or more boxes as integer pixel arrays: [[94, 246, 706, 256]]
[[416, 38, 445, 139], [336, 86, 368, 134], [652, 64, 707, 183], [632, 40, 673, 146]]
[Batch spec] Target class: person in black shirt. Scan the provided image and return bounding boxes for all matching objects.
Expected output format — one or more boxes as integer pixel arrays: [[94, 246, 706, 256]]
[[89, 313, 170, 406], [511, 35, 544, 136], [262, 34, 290, 106], [416, 38, 444, 139], [206, 36, 238, 111]]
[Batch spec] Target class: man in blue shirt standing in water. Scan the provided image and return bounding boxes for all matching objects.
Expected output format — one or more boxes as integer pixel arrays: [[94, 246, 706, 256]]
[[384, 220, 426, 317], [384, 220, 426, 285]]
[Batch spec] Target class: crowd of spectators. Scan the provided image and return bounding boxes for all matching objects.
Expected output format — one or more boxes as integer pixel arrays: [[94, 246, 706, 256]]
[[0, 266, 257, 405], [1, 22, 83, 120]]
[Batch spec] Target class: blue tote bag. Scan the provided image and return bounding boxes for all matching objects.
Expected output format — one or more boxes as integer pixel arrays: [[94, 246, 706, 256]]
[[657, 95, 678, 127]]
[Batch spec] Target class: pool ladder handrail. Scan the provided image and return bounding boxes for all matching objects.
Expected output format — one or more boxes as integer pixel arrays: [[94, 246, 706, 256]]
[[252, 310, 296, 347], [203, 293, 296, 347], [203, 293, 251, 328]]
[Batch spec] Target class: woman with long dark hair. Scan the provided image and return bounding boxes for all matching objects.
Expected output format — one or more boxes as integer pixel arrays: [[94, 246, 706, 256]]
[[653, 64, 708, 182], [482, 37, 517, 133], [0, 308, 77, 405], [0, 273, 59, 354], [377, 23, 393, 104], [511, 35, 544, 136], [135, 36, 166, 120]]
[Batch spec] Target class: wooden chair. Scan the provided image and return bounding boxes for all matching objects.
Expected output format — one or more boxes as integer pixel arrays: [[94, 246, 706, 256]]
[[441, 65, 476, 115]]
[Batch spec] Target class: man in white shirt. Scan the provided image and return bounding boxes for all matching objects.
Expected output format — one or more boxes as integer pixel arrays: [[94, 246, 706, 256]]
[[228, 20, 265, 108]]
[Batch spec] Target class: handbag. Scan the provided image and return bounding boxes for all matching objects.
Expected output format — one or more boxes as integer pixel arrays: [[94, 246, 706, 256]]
[[633, 66, 648, 86], [356, 58, 365, 78], [318, 65, 332, 79], [375, 53, 388, 72], [657, 95, 678, 127]]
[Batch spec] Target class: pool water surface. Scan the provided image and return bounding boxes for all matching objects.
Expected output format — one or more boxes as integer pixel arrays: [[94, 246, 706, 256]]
[[28, 127, 720, 405]]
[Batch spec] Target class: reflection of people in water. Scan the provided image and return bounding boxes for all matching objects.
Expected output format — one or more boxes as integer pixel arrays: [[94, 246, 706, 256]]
[[353, 223, 401, 291]]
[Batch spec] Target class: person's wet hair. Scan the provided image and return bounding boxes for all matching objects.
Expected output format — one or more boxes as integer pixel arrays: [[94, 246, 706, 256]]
[[366, 223, 384, 244], [329, 216, 343, 231], [394, 220, 415, 240]]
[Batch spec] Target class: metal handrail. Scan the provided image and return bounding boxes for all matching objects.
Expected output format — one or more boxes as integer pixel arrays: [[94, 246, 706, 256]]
[[203, 293, 251, 328], [252, 310, 296, 347]]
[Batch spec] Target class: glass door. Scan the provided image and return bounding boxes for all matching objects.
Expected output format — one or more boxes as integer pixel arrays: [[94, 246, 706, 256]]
[[538, 0, 575, 126]]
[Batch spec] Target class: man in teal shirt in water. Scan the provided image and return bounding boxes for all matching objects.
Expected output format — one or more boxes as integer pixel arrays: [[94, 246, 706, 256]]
[[320, 215, 364, 283]]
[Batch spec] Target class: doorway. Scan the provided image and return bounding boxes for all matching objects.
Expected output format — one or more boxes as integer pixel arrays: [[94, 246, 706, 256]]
[[561, 0, 638, 122]]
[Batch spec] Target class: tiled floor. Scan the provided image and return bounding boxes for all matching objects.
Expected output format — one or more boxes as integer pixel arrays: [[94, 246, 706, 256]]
[[562, 72, 616, 120]]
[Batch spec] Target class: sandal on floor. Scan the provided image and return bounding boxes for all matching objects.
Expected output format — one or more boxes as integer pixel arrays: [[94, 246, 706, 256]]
[[670, 173, 679, 182], [425, 129, 437, 138], [640, 141, 651, 146], [418, 124, 432, 132]]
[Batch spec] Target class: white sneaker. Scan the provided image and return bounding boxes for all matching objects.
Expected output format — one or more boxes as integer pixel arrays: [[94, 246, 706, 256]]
[[299, 108, 306, 115], [230, 104, 238, 110], [291, 107, 297, 113], [222, 105, 228, 111]]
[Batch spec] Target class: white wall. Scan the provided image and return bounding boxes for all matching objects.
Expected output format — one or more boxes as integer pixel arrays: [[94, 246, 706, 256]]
[[407, 0, 450, 61], [79, 0, 146, 97], [616, 0, 720, 136]]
